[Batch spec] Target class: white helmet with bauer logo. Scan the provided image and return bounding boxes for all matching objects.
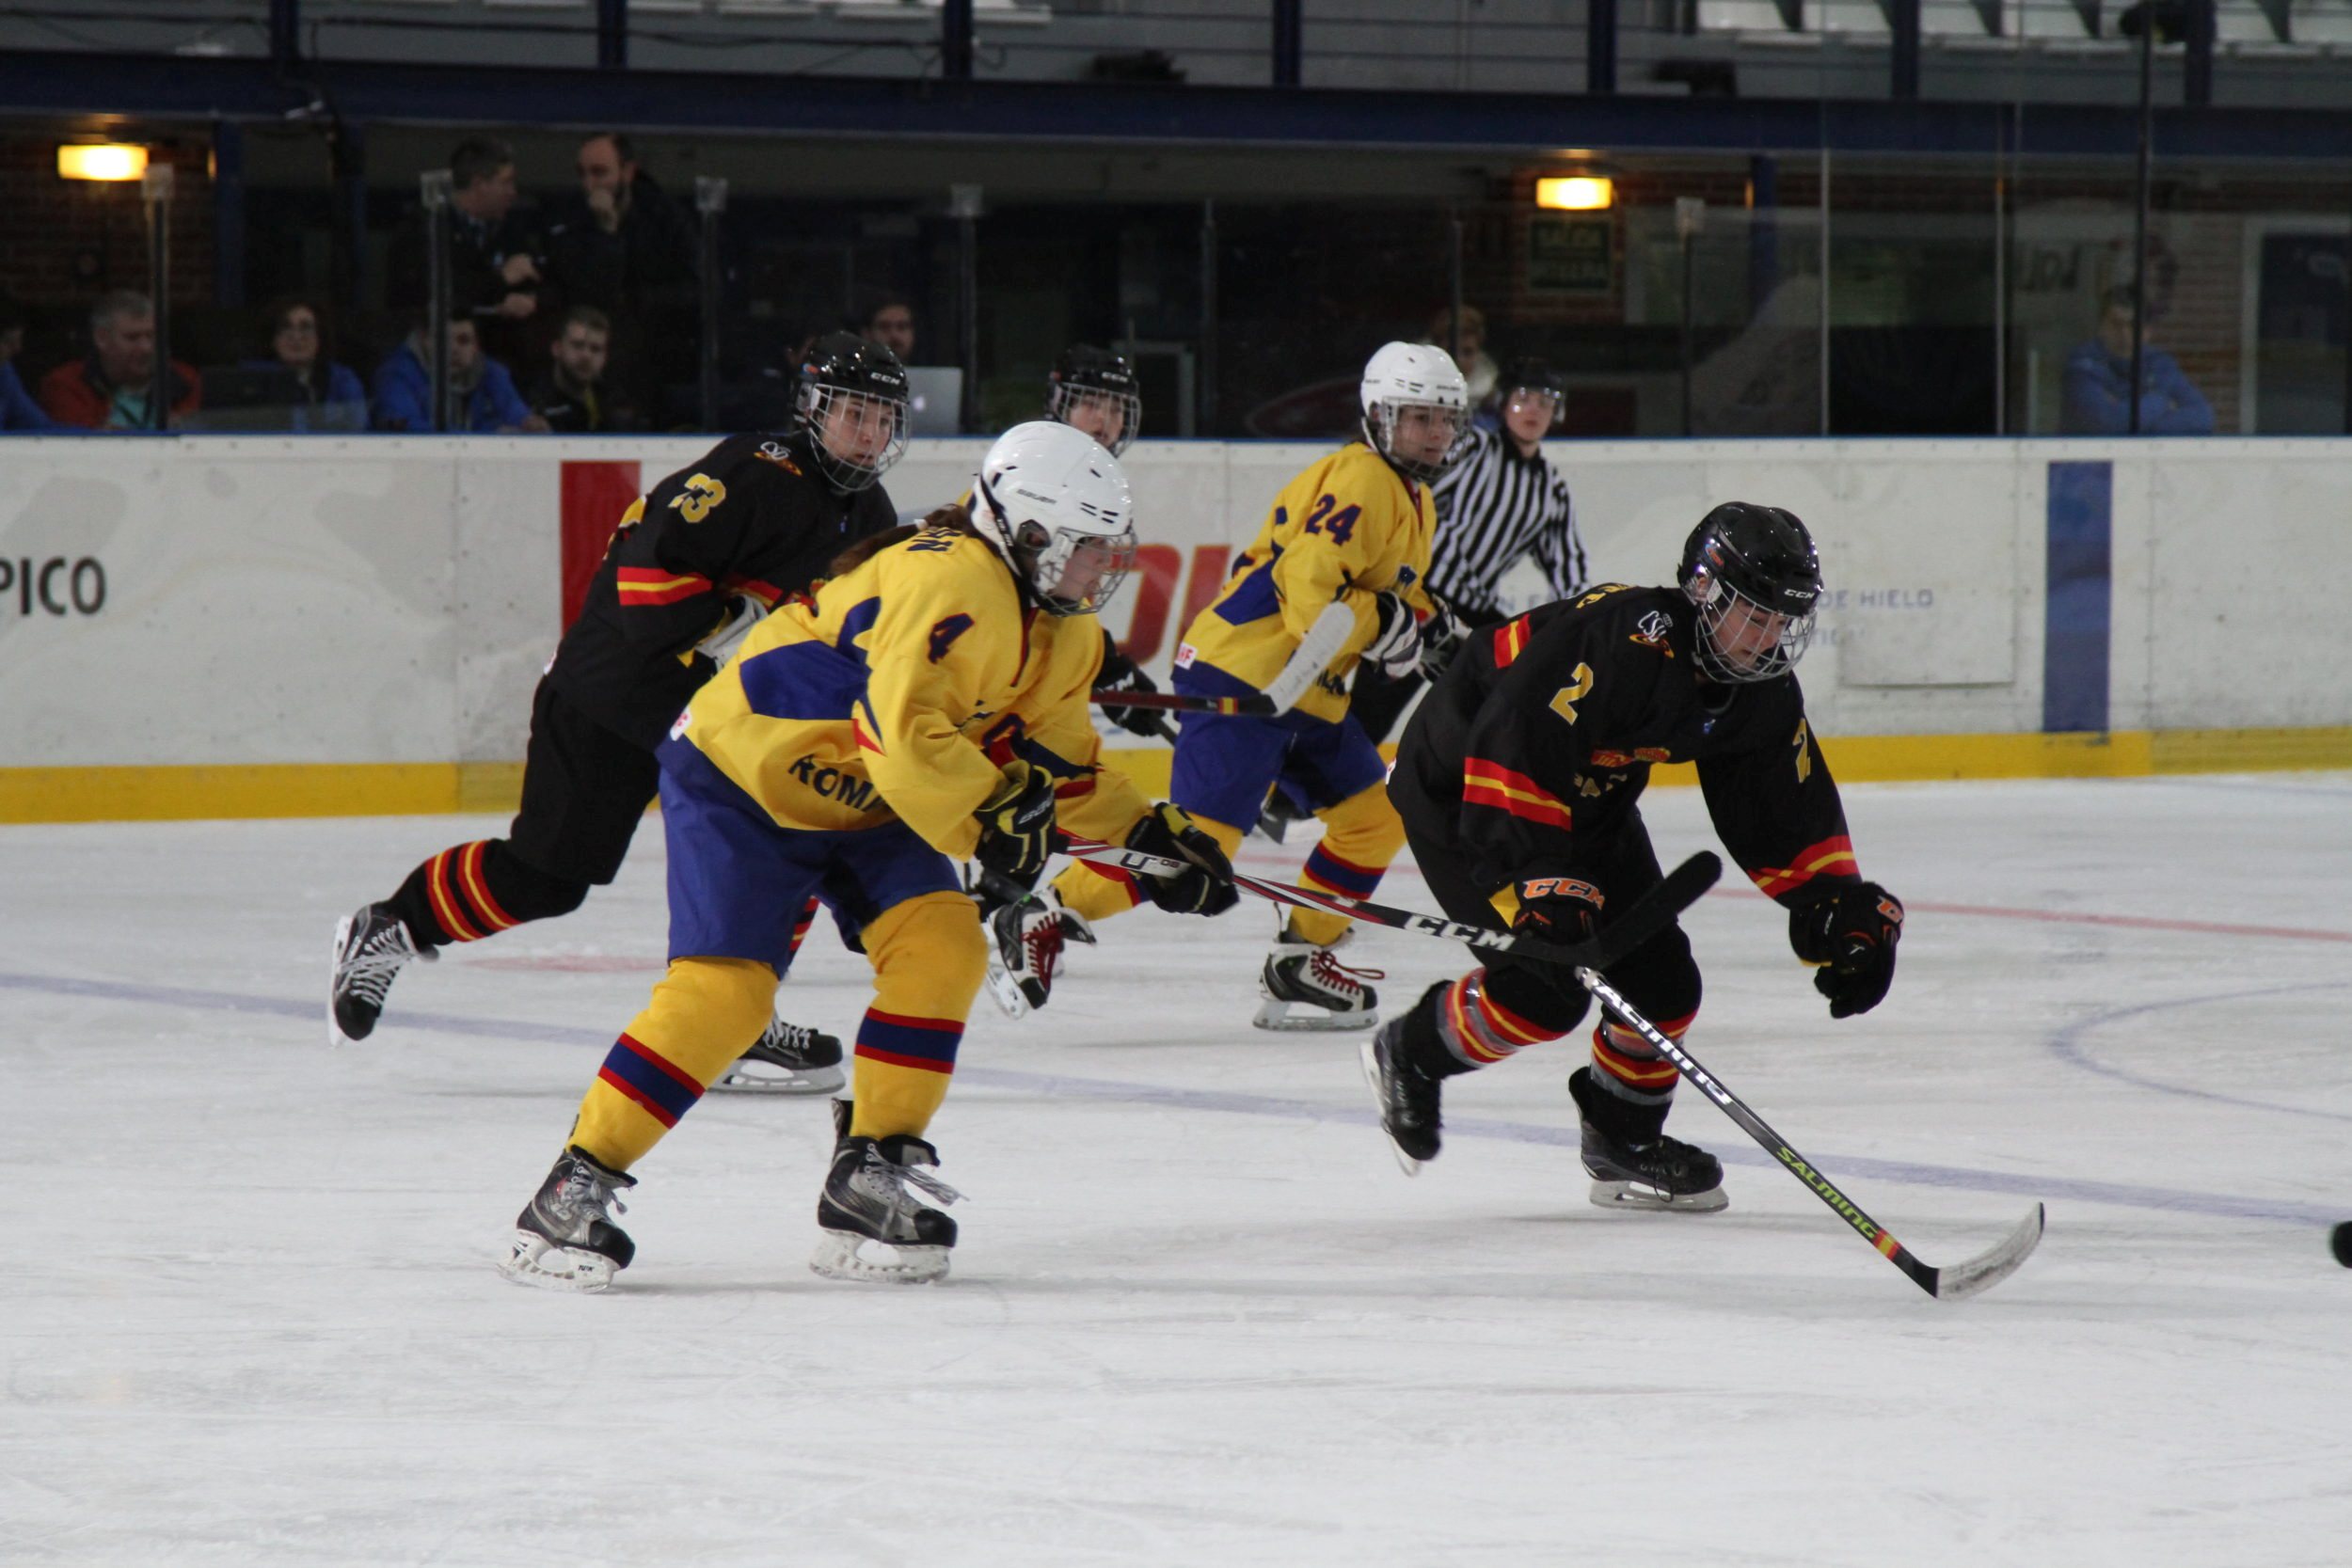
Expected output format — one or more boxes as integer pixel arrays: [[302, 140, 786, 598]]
[[1359, 341, 1470, 484], [969, 420, 1139, 617]]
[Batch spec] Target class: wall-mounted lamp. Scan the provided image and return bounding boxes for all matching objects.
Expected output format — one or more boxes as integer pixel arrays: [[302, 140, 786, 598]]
[[57, 144, 150, 182], [1534, 176, 1614, 212]]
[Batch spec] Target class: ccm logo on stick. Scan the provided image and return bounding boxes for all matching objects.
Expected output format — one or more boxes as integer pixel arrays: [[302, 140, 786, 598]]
[[0, 558, 106, 616]]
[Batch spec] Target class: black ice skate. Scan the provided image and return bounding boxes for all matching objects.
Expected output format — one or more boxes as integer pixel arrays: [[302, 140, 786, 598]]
[[811, 1116, 961, 1285], [328, 902, 435, 1045], [982, 889, 1096, 1019], [1256, 928, 1381, 1032], [1360, 983, 1450, 1174], [498, 1147, 638, 1291], [711, 1016, 844, 1095], [1569, 1066, 1727, 1212], [1255, 788, 1310, 845]]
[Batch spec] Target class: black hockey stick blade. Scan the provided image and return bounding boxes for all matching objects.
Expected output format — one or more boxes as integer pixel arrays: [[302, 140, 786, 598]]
[[1087, 689, 1276, 717], [1576, 964, 2045, 1301]]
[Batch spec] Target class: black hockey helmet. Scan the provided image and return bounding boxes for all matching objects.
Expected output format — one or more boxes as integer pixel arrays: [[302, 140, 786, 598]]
[[1498, 356, 1565, 430], [1045, 343, 1141, 456], [1678, 502, 1822, 685], [794, 330, 909, 492]]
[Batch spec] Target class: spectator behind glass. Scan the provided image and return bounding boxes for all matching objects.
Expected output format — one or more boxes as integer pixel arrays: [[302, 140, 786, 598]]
[[1425, 303, 1500, 413], [530, 307, 634, 432], [0, 295, 63, 432], [388, 137, 543, 366], [372, 315, 548, 434], [2061, 286, 2215, 436], [248, 297, 367, 432], [39, 290, 200, 430], [541, 133, 694, 425], [863, 294, 916, 362]]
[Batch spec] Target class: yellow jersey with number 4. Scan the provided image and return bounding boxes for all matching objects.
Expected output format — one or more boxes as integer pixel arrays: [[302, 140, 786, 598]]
[[1176, 442, 1437, 723], [673, 525, 1152, 857]]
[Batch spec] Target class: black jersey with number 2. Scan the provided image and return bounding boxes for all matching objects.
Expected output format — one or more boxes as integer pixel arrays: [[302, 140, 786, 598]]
[[1390, 581, 1864, 917]]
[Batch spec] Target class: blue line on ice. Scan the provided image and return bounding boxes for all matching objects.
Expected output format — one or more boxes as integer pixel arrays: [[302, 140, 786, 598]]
[[8, 967, 2340, 1229]]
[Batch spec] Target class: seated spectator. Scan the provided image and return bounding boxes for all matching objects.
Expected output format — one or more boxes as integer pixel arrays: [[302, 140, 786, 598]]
[[1425, 303, 1500, 412], [2061, 286, 2215, 436], [862, 293, 916, 363], [0, 295, 62, 432], [248, 296, 367, 432], [372, 316, 547, 434], [39, 291, 200, 430], [529, 307, 634, 432]]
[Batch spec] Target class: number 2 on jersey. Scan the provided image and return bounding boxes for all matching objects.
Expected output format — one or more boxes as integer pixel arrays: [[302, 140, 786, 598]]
[[1548, 662, 1596, 724]]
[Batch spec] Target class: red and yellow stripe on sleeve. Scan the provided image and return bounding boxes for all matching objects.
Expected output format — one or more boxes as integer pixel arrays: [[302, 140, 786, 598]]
[[1491, 616, 1532, 669], [616, 566, 712, 607], [1748, 834, 1859, 897], [1462, 757, 1573, 831]]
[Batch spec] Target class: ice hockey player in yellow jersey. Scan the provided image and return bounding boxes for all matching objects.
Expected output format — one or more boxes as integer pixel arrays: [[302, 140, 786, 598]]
[[498, 422, 1236, 1291], [993, 342, 1470, 1032]]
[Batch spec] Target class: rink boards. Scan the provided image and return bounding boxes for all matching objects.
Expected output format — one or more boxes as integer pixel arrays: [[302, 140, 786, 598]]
[[1, 433, 2347, 821]]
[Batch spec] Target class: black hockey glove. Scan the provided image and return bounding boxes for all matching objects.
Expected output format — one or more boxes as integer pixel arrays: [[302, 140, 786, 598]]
[[1126, 803, 1239, 916], [1509, 874, 1606, 944], [1789, 880, 1905, 1019], [973, 760, 1057, 893], [1362, 591, 1423, 680], [1415, 591, 1470, 681], [1095, 632, 1174, 741]]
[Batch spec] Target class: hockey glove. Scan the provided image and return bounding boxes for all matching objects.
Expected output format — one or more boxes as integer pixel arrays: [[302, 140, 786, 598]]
[[1126, 803, 1239, 916], [1415, 590, 1470, 682], [973, 760, 1057, 893], [1789, 880, 1904, 1019], [1509, 874, 1606, 944], [694, 594, 769, 668], [1095, 632, 1175, 741], [1361, 591, 1423, 680]]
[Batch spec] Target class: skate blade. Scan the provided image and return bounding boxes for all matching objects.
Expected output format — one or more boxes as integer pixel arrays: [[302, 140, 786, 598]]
[[1587, 1179, 1729, 1213], [983, 966, 1034, 1021], [708, 1063, 845, 1096], [1359, 1041, 1424, 1177], [809, 1229, 949, 1285], [1255, 997, 1378, 1032], [497, 1230, 619, 1292]]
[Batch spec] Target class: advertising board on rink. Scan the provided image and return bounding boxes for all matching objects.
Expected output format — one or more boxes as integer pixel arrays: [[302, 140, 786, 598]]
[[0, 435, 2346, 822]]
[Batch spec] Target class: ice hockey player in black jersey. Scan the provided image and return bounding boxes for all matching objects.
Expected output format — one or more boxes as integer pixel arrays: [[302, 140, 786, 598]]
[[1364, 502, 1904, 1209], [329, 333, 910, 1094]]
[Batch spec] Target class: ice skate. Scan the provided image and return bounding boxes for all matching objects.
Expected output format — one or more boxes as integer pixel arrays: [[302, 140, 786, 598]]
[[1360, 983, 1449, 1174], [328, 902, 435, 1045], [811, 1117, 961, 1285], [1569, 1067, 1726, 1212], [498, 1147, 638, 1291], [1256, 927, 1381, 1031], [710, 1016, 844, 1095], [982, 889, 1095, 1019]]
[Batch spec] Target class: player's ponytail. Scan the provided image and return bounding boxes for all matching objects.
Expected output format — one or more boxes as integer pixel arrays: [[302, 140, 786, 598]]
[[824, 504, 981, 577]]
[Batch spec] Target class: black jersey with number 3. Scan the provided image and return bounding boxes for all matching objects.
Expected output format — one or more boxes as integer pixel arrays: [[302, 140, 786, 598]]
[[548, 431, 898, 749], [1389, 582, 1863, 916]]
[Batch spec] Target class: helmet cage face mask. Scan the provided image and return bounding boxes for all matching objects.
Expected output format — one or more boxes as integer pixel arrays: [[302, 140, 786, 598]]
[[796, 381, 908, 492], [976, 470, 1139, 617], [1045, 382, 1142, 457], [1685, 564, 1817, 683], [1365, 400, 1470, 484]]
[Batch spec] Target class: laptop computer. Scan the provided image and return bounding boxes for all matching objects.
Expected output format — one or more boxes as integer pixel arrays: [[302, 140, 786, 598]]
[[902, 366, 964, 437]]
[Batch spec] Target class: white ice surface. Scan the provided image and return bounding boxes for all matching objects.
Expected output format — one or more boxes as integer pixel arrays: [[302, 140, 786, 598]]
[[6, 774, 2352, 1566]]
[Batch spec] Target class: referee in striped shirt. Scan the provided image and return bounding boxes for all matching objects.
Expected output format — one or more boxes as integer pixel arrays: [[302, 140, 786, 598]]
[[1352, 356, 1587, 743]]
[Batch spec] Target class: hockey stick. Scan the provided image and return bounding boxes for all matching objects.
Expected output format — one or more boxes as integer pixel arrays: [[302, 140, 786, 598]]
[[1573, 965, 2045, 1301], [1089, 600, 1359, 720], [1057, 836, 1724, 976]]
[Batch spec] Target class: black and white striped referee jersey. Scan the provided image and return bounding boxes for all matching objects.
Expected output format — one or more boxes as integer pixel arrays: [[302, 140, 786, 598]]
[[1427, 424, 1586, 619]]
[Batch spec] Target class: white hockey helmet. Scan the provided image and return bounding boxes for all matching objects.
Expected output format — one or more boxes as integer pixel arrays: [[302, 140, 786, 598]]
[[1359, 341, 1470, 484], [970, 420, 1139, 617]]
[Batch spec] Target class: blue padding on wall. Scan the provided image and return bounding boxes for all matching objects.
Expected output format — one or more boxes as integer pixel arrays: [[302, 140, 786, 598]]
[[2043, 460, 2113, 735]]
